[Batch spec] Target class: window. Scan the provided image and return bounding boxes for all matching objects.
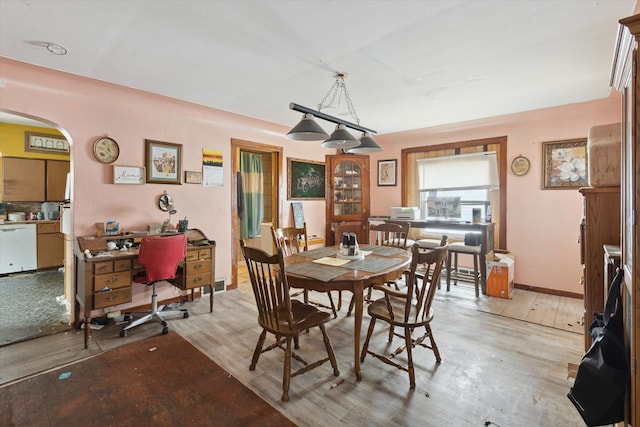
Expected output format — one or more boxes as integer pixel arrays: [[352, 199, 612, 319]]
[[400, 136, 507, 249]]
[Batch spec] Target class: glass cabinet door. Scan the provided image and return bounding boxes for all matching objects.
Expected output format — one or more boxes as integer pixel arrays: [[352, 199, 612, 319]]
[[333, 159, 363, 218]]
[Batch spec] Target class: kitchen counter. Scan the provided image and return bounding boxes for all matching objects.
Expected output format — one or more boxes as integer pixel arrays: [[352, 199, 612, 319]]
[[0, 220, 59, 225]]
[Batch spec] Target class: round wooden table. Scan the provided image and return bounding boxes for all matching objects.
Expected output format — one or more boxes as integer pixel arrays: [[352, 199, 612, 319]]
[[284, 245, 411, 380]]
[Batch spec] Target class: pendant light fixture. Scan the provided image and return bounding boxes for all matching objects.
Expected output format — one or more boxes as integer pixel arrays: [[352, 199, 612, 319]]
[[286, 73, 382, 153]]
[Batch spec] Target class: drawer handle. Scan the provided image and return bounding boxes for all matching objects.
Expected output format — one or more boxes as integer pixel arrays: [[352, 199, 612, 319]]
[[107, 277, 118, 284], [194, 277, 203, 283], [97, 266, 107, 272], [107, 294, 117, 301], [194, 264, 203, 270]]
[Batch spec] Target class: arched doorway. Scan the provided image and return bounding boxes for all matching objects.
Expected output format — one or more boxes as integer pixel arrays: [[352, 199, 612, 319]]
[[0, 110, 74, 345]]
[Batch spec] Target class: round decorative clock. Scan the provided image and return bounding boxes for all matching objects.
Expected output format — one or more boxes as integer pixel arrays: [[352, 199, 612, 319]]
[[511, 155, 530, 176], [93, 136, 120, 164]]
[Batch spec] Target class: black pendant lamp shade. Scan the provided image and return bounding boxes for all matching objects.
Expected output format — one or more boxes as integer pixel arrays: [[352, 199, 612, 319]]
[[286, 113, 329, 141], [348, 132, 383, 153], [321, 124, 360, 149]]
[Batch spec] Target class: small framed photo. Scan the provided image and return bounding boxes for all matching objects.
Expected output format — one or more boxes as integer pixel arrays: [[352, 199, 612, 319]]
[[377, 159, 397, 186], [287, 158, 326, 200], [145, 139, 182, 184], [24, 131, 70, 154], [185, 170, 202, 184], [542, 138, 588, 189], [113, 165, 145, 185]]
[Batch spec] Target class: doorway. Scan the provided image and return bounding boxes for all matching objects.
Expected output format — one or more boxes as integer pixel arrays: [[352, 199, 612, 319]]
[[230, 139, 282, 290], [0, 111, 73, 346]]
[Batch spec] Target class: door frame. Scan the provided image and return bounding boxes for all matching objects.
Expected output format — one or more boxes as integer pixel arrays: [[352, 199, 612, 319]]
[[230, 138, 282, 289]]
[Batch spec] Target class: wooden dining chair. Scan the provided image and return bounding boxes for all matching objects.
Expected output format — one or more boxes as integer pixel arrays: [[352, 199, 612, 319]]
[[360, 243, 448, 389], [370, 221, 411, 250], [271, 223, 338, 317], [345, 221, 412, 316], [240, 240, 339, 402]]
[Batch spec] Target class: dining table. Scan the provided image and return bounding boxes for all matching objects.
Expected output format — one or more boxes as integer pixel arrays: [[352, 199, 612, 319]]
[[284, 244, 412, 380]]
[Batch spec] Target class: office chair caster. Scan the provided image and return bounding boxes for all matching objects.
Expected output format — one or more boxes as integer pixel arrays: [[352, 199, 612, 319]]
[[120, 329, 127, 337], [162, 326, 169, 335], [183, 310, 189, 319]]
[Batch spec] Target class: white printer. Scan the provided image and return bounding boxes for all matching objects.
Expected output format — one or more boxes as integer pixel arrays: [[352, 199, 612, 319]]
[[390, 207, 421, 220]]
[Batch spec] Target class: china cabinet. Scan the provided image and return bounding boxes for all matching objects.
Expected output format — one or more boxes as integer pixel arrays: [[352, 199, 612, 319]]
[[611, 13, 640, 425], [325, 154, 370, 245]]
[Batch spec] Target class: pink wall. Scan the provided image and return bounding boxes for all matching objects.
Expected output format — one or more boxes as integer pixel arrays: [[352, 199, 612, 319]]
[[0, 57, 623, 302], [369, 95, 622, 295], [0, 58, 328, 313]]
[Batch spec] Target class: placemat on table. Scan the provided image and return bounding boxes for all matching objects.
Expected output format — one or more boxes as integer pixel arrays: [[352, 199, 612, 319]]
[[358, 245, 408, 256], [286, 262, 348, 282], [341, 256, 405, 273], [295, 246, 337, 260]]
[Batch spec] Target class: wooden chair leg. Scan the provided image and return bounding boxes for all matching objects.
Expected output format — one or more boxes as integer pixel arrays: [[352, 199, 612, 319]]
[[404, 327, 416, 389], [282, 336, 291, 402], [250, 329, 267, 370], [360, 317, 377, 363], [319, 323, 340, 376], [426, 324, 441, 363], [327, 292, 338, 318], [473, 254, 480, 297], [388, 324, 394, 343], [446, 252, 453, 291]]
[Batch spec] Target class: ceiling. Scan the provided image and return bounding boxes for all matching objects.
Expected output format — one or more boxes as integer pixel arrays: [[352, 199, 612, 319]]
[[0, 0, 635, 135]]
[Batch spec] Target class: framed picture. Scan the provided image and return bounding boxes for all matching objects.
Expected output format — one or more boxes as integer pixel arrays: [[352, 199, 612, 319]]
[[24, 131, 69, 154], [542, 138, 588, 189], [113, 165, 145, 185], [185, 170, 202, 184], [287, 158, 325, 200], [377, 159, 397, 186], [145, 139, 182, 184]]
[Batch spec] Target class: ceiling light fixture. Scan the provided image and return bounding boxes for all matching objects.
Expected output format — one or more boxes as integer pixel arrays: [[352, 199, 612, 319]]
[[286, 73, 382, 153], [46, 43, 67, 55]]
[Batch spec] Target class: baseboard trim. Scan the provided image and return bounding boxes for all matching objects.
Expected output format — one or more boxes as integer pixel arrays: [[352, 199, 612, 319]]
[[514, 283, 582, 299]]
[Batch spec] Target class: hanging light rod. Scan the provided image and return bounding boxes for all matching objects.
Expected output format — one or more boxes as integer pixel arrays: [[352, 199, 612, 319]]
[[289, 103, 377, 136]]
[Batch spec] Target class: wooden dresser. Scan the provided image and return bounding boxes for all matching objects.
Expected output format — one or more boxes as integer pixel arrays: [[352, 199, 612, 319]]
[[75, 234, 216, 348], [578, 187, 620, 351]]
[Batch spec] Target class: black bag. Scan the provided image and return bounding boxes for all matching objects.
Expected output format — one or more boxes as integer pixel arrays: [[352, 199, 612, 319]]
[[567, 269, 628, 426]]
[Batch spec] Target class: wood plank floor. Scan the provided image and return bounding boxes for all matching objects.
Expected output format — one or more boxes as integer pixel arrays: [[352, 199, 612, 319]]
[[1, 271, 585, 426]]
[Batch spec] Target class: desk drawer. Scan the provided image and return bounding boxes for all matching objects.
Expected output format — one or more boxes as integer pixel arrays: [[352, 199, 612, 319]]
[[93, 261, 114, 275], [185, 260, 211, 275], [182, 272, 211, 289], [94, 287, 132, 309], [185, 248, 212, 261], [93, 271, 131, 291]]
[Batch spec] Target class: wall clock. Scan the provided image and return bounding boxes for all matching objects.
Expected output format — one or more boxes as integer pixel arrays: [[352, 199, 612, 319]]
[[93, 136, 120, 164], [511, 155, 530, 176]]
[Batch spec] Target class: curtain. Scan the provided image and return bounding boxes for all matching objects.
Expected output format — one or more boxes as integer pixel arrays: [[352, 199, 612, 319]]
[[239, 151, 264, 239]]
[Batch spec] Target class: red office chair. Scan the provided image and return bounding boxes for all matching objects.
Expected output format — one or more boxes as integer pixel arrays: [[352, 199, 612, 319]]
[[120, 234, 188, 337]]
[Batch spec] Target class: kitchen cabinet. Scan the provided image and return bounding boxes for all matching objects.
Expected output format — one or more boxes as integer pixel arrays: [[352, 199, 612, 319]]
[[37, 221, 63, 270], [46, 160, 70, 201], [2, 158, 45, 201], [1, 157, 69, 202], [325, 154, 370, 245]]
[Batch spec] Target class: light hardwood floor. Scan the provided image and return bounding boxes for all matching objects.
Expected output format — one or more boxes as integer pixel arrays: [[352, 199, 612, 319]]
[[1, 271, 585, 426]]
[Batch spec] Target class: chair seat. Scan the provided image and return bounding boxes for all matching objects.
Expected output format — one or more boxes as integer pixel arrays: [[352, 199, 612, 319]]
[[416, 238, 442, 249], [260, 300, 332, 335], [367, 297, 435, 328], [448, 242, 481, 254]]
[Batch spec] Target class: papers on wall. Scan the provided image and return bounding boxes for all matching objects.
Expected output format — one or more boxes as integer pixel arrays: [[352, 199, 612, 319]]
[[202, 149, 223, 187]]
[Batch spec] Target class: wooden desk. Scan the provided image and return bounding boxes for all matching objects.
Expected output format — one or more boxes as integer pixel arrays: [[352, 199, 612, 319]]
[[388, 220, 495, 294], [284, 245, 411, 380], [74, 235, 215, 348]]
